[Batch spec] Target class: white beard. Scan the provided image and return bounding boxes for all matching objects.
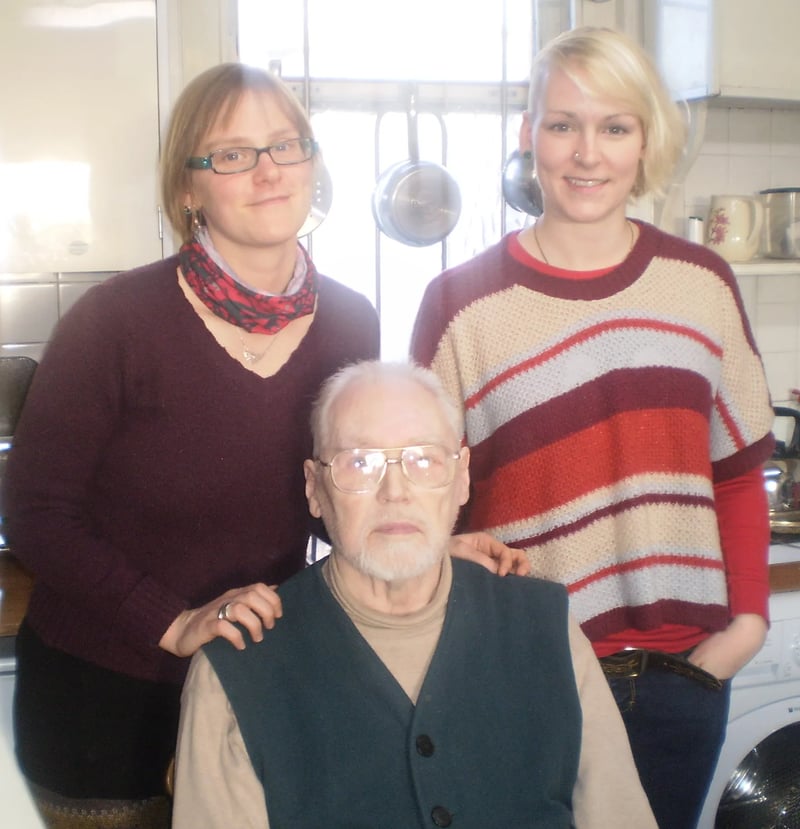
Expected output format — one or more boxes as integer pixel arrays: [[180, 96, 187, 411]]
[[351, 538, 445, 583]]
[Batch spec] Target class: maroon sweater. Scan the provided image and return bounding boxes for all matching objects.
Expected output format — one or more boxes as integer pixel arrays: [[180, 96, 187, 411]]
[[5, 256, 379, 683]]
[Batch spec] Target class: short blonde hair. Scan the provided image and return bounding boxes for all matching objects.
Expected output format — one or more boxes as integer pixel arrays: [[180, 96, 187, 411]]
[[160, 63, 314, 243], [528, 27, 686, 198]]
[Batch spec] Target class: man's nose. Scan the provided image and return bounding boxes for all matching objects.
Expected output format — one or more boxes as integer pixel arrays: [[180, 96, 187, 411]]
[[378, 459, 411, 500]]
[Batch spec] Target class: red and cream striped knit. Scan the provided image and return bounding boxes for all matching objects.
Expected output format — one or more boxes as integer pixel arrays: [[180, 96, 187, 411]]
[[411, 220, 775, 656]]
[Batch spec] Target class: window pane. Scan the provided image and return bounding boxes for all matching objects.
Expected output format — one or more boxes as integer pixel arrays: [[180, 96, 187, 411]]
[[237, 0, 536, 359], [309, 109, 529, 360], [238, 0, 533, 82]]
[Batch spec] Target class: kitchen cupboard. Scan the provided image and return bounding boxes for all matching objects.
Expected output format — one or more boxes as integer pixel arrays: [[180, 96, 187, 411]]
[[571, 1, 800, 106], [710, 0, 800, 104], [642, 0, 800, 105], [0, 0, 162, 273]]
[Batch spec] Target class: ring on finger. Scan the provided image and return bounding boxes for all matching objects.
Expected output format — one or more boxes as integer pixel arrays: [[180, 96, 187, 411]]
[[217, 601, 234, 621]]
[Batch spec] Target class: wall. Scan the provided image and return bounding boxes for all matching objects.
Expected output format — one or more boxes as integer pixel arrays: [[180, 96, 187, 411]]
[[682, 105, 800, 405]]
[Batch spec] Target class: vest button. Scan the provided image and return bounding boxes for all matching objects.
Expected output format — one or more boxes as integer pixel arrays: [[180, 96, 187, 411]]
[[415, 734, 435, 757], [431, 805, 453, 827]]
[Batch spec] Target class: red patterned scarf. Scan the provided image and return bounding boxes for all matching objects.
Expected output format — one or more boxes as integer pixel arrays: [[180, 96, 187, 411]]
[[179, 237, 317, 334]]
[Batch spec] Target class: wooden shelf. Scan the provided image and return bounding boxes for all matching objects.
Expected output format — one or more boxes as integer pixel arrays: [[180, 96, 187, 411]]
[[0, 554, 33, 637]]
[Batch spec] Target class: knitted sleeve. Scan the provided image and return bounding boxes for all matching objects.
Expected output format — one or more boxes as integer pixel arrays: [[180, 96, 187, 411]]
[[715, 467, 771, 620]]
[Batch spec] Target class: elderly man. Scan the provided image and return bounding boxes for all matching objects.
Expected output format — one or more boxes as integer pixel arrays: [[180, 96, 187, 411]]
[[172, 360, 656, 828]]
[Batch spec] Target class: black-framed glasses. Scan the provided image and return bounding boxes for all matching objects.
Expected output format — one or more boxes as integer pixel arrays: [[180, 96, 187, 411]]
[[185, 138, 318, 174], [316, 445, 462, 494]]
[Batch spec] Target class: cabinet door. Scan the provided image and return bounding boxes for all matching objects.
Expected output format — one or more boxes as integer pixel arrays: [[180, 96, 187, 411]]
[[0, 1, 161, 273], [644, 0, 800, 104], [714, 0, 800, 102]]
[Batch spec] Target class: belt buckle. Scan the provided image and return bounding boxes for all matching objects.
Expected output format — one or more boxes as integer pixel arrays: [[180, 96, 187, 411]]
[[623, 648, 648, 677]]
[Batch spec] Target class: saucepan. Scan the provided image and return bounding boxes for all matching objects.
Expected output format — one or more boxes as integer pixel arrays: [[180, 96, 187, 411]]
[[297, 157, 333, 238], [760, 188, 800, 260], [502, 150, 543, 216], [372, 95, 461, 247], [764, 406, 800, 534]]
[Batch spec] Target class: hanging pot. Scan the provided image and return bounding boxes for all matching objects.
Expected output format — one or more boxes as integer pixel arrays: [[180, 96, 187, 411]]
[[372, 96, 461, 247], [502, 150, 543, 217], [297, 157, 333, 238]]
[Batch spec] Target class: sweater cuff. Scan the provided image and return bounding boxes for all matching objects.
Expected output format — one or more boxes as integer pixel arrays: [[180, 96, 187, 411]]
[[114, 574, 189, 657]]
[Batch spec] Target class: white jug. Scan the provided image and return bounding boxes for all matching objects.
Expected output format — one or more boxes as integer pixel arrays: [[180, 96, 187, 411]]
[[705, 195, 764, 262]]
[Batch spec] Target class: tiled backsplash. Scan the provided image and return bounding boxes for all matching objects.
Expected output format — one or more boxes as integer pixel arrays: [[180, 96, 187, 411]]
[[737, 271, 800, 406], [683, 105, 800, 406]]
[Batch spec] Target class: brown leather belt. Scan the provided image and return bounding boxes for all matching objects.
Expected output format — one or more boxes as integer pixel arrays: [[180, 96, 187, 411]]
[[599, 649, 723, 691]]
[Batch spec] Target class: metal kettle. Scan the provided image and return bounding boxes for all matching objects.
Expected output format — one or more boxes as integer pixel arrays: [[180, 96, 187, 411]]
[[764, 406, 800, 534]]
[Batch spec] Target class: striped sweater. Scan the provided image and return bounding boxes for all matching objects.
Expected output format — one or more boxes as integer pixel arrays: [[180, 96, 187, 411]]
[[411, 221, 775, 645]]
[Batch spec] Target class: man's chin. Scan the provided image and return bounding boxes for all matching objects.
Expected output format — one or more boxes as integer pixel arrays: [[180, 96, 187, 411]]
[[355, 542, 444, 583]]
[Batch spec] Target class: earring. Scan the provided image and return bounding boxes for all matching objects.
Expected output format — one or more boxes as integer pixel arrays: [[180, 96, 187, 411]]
[[574, 152, 581, 160], [183, 206, 203, 233]]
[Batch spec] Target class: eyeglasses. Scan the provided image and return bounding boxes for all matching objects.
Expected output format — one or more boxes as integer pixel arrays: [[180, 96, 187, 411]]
[[316, 445, 462, 494], [185, 138, 318, 175]]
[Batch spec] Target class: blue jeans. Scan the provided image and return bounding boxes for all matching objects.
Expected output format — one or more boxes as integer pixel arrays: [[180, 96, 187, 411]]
[[606, 669, 731, 829]]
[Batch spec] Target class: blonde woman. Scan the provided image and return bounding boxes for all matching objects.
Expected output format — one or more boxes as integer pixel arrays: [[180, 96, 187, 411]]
[[412, 27, 774, 829]]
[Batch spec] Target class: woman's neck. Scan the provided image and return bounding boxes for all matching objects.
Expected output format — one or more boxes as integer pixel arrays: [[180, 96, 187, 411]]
[[208, 234, 299, 295], [521, 215, 636, 271]]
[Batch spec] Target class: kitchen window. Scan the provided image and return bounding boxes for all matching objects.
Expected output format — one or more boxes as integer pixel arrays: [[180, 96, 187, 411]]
[[238, 0, 539, 359]]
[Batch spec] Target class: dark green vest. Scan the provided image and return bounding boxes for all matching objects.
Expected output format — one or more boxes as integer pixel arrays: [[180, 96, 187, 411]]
[[205, 559, 581, 829]]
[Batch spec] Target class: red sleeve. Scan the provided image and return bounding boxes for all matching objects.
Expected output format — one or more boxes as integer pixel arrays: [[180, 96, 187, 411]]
[[715, 466, 770, 621]]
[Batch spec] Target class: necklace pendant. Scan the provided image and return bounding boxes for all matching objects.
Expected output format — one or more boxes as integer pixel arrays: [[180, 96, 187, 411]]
[[242, 348, 258, 364]]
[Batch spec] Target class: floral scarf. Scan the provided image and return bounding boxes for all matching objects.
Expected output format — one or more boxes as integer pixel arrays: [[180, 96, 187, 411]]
[[179, 231, 317, 334]]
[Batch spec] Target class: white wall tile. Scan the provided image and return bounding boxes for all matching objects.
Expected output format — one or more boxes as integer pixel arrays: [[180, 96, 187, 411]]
[[684, 153, 729, 213], [755, 302, 799, 354], [736, 274, 758, 319], [725, 155, 772, 196], [702, 107, 730, 155], [729, 109, 773, 156], [767, 156, 800, 188], [763, 352, 799, 403], [757, 273, 800, 305], [770, 110, 800, 158], [681, 104, 800, 407]]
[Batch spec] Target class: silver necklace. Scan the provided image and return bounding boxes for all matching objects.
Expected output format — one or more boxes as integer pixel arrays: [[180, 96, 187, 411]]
[[238, 328, 279, 365], [533, 220, 635, 266]]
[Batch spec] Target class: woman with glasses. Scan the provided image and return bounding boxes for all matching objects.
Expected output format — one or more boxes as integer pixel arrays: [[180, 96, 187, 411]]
[[7, 61, 525, 829], [412, 27, 775, 829], [3, 63, 380, 828]]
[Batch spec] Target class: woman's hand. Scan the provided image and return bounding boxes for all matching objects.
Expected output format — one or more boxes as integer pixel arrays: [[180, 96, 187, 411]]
[[159, 583, 283, 657], [688, 613, 768, 680], [449, 531, 531, 576]]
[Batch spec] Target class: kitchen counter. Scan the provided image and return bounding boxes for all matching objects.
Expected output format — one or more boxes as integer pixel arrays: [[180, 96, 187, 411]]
[[769, 560, 800, 593], [0, 551, 797, 638], [0, 553, 33, 638]]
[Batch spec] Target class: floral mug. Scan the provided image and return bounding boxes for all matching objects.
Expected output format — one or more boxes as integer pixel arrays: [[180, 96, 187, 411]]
[[705, 195, 764, 262]]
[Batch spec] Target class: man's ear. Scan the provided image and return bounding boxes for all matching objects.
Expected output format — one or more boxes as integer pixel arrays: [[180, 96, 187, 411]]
[[303, 459, 322, 518], [456, 446, 471, 508]]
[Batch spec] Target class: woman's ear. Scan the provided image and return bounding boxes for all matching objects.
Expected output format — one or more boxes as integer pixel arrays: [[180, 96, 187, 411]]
[[519, 111, 534, 155]]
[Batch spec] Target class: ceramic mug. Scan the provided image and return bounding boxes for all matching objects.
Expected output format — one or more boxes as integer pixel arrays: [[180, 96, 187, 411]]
[[705, 195, 764, 262]]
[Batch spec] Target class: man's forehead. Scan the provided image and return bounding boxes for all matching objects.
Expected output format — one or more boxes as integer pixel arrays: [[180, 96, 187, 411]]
[[328, 379, 447, 446]]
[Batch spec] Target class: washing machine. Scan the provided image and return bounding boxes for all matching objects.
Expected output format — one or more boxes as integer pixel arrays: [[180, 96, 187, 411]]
[[698, 542, 800, 828]]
